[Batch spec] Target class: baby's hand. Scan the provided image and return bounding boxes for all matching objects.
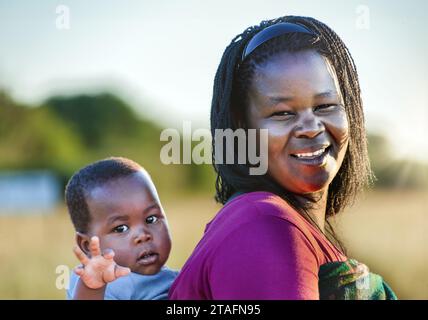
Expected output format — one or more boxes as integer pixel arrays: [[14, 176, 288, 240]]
[[73, 236, 131, 289]]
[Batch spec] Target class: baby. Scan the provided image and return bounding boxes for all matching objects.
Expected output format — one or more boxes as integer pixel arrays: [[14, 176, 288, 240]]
[[65, 157, 177, 299]]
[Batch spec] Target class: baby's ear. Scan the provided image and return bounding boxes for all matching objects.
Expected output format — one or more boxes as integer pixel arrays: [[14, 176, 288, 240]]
[[75, 232, 90, 255]]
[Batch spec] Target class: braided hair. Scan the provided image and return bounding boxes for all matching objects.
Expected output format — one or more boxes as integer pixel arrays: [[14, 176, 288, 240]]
[[210, 16, 374, 253]]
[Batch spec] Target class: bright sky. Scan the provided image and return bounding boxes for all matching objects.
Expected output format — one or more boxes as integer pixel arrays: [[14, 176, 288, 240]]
[[0, 0, 427, 161]]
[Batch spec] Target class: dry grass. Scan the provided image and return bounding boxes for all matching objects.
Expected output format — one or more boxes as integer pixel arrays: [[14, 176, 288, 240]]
[[335, 189, 428, 300], [0, 190, 426, 299]]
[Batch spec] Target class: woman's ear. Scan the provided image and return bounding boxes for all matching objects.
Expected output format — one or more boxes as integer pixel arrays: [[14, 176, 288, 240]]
[[75, 232, 90, 256]]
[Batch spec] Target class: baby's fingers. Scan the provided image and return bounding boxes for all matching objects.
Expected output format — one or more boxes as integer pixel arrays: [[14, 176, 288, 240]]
[[73, 246, 89, 265], [102, 248, 115, 260], [89, 236, 102, 257], [115, 265, 131, 278], [73, 265, 85, 277]]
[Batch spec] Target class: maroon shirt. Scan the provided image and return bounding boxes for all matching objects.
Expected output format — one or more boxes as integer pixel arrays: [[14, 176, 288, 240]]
[[169, 191, 347, 299]]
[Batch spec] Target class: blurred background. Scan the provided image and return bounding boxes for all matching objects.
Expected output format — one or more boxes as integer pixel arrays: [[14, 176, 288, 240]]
[[0, 0, 427, 299]]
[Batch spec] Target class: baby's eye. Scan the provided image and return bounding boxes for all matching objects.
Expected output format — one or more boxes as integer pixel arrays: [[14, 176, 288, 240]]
[[146, 215, 158, 224], [113, 225, 129, 233]]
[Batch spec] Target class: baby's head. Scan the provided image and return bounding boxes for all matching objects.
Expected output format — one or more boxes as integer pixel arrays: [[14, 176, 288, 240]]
[[65, 157, 171, 275]]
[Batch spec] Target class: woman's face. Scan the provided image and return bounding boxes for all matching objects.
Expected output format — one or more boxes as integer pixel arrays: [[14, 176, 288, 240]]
[[246, 50, 349, 194]]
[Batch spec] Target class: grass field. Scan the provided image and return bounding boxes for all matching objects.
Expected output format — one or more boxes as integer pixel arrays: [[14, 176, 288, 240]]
[[0, 190, 426, 299]]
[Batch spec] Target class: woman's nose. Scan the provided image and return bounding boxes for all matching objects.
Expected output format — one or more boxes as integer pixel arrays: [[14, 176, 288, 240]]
[[133, 228, 152, 245], [294, 112, 324, 139]]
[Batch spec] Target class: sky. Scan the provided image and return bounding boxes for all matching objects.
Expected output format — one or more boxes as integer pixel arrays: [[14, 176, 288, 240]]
[[0, 0, 427, 161]]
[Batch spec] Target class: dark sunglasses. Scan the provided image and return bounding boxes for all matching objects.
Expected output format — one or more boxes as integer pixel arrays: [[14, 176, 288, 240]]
[[241, 22, 317, 62]]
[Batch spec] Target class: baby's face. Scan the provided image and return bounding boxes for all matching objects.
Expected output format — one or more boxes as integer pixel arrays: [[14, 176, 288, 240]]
[[84, 171, 172, 275]]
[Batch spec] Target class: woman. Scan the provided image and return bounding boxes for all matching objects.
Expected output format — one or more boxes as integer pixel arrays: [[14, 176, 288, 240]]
[[169, 15, 397, 300]]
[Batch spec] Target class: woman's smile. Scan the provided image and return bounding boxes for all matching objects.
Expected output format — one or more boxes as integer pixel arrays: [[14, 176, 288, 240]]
[[289, 144, 331, 166]]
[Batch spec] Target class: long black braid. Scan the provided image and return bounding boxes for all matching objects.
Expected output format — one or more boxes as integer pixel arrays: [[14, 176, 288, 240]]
[[210, 16, 374, 254]]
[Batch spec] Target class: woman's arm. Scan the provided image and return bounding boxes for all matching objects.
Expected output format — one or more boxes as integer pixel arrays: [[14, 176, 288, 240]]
[[209, 216, 320, 299]]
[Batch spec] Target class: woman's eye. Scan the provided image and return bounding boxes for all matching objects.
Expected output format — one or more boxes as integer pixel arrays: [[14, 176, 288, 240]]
[[146, 215, 158, 224], [270, 111, 295, 119], [314, 104, 337, 112], [113, 225, 129, 233]]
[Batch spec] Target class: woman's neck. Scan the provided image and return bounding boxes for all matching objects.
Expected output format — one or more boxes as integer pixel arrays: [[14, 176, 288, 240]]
[[294, 190, 328, 232]]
